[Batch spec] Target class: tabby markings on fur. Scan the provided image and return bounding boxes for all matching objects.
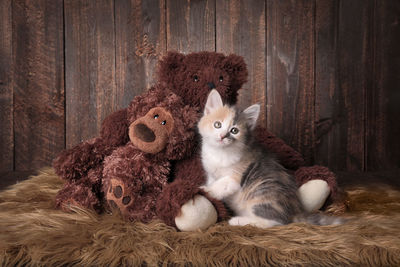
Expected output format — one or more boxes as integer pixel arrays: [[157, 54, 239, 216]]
[[198, 90, 343, 228]]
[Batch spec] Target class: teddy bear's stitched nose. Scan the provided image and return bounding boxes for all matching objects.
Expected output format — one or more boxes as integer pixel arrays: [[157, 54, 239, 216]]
[[207, 82, 215, 89], [134, 123, 156, 142]]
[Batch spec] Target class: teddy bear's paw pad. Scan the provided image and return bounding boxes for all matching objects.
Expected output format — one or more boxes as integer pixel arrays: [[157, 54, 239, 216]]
[[106, 178, 133, 214]]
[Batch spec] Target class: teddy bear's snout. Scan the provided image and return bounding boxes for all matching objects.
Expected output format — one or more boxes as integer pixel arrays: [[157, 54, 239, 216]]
[[128, 107, 174, 154], [134, 123, 156, 143]]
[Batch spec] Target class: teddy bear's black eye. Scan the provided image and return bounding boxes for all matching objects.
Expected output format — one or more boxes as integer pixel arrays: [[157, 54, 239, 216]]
[[219, 76, 223, 82], [161, 120, 166, 125], [154, 114, 159, 119], [193, 75, 199, 82]]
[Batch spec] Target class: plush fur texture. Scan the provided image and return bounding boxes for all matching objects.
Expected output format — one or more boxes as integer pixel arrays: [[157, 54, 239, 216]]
[[1, 169, 399, 266], [198, 92, 342, 228], [102, 87, 199, 223], [295, 166, 340, 201], [157, 51, 341, 212], [53, 51, 341, 230], [55, 85, 202, 226], [158, 52, 248, 109], [52, 52, 251, 228]]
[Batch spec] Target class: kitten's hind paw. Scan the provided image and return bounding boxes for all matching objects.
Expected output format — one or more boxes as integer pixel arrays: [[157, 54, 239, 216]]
[[228, 216, 253, 226], [229, 216, 282, 228]]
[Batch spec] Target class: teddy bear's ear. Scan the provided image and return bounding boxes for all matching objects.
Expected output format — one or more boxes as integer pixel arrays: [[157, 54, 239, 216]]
[[158, 51, 185, 80], [223, 54, 248, 87]]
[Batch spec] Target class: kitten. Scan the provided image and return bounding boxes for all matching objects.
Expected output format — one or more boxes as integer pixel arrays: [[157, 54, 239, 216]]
[[198, 90, 342, 228]]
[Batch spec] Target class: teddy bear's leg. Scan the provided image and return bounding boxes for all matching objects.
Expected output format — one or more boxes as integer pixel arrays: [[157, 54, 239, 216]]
[[103, 177, 136, 215], [295, 166, 339, 212], [102, 144, 164, 222], [298, 179, 330, 212], [55, 179, 102, 213], [103, 171, 160, 223], [55, 181, 99, 212], [55, 165, 103, 212]]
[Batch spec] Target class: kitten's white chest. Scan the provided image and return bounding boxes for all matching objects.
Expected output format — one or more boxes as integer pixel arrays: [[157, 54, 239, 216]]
[[201, 144, 242, 184]]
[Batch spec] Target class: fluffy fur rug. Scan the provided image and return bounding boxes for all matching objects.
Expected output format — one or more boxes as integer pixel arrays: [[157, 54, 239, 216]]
[[1, 168, 400, 266]]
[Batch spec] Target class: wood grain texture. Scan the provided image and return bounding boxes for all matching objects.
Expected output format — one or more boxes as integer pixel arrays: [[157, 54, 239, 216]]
[[1, 0, 400, 174], [266, 0, 315, 164], [314, 0, 344, 170], [65, 0, 116, 148], [336, 0, 373, 171], [366, 0, 400, 170], [0, 0, 13, 172], [115, 0, 166, 108], [12, 0, 64, 171], [216, 0, 266, 126], [167, 0, 215, 52]]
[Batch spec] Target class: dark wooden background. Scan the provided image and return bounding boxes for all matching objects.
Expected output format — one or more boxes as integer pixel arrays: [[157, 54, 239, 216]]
[[0, 0, 399, 175]]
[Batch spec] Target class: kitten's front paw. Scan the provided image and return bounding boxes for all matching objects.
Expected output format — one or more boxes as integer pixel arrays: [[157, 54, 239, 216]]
[[199, 185, 214, 197], [213, 176, 240, 199], [222, 177, 240, 194], [201, 177, 240, 200], [200, 184, 220, 199], [199, 185, 208, 192]]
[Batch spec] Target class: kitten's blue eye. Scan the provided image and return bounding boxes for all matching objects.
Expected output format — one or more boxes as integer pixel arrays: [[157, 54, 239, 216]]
[[214, 121, 222, 129], [230, 127, 239, 134]]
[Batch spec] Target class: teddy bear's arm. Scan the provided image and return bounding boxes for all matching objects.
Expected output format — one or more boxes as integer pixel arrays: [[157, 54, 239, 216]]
[[253, 126, 305, 170], [53, 108, 130, 181], [156, 155, 229, 227], [156, 156, 204, 226]]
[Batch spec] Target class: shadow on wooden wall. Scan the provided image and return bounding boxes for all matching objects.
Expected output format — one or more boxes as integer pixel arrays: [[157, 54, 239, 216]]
[[0, 0, 399, 173]]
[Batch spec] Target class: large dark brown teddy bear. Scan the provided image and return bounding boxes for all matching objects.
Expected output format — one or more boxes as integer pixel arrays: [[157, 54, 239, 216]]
[[155, 51, 340, 230], [54, 51, 339, 231]]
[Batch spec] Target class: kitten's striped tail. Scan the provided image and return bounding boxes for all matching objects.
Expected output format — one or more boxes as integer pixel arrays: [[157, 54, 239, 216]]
[[293, 213, 344, 226]]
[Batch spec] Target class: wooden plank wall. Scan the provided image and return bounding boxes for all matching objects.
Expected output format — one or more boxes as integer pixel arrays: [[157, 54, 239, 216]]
[[0, 0, 399, 173], [0, 0, 13, 172]]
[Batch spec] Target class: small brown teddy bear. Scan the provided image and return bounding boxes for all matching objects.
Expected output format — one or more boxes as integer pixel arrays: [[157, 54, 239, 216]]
[[101, 86, 201, 223], [54, 85, 204, 220]]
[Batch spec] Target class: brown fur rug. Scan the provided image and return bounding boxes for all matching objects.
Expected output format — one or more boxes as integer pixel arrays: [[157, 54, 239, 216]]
[[1, 168, 400, 266]]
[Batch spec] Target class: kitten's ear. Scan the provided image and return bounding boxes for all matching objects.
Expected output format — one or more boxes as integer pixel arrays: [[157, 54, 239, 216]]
[[204, 89, 223, 115], [243, 104, 260, 130]]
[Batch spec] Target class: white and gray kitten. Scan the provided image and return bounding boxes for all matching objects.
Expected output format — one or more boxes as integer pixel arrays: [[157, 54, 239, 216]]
[[198, 90, 342, 228]]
